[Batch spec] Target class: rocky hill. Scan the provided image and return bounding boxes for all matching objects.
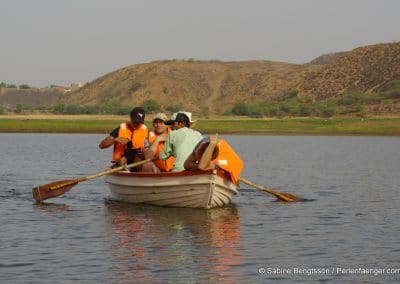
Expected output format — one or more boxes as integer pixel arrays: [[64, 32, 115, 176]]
[[60, 60, 320, 114], [307, 51, 348, 65], [0, 88, 63, 108], [299, 42, 400, 99], [4, 41, 399, 115]]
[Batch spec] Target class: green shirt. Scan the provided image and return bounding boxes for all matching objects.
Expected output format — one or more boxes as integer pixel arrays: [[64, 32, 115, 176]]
[[159, 127, 203, 172]]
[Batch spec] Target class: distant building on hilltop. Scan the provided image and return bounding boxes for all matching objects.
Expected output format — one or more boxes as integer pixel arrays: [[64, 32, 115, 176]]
[[70, 82, 83, 91]]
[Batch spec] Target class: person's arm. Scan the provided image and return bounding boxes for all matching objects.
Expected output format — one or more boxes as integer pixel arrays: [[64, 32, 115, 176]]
[[99, 127, 129, 149], [158, 133, 174, 160], [184, 154, 200, 171], [99, 136, 115, 149], [144, 134, 167, 160], [198, 135, 218, 170]]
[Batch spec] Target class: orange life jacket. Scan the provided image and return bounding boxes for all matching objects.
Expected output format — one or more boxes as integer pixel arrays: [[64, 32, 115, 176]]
[[194, 140, 243, 184], [212, 140, 244, 184], [112, 122, 149, 162], [148, 128, 174, 172]]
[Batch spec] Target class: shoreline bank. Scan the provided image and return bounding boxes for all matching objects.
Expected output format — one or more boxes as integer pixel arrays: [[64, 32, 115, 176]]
[[1, 115, 400, 136]]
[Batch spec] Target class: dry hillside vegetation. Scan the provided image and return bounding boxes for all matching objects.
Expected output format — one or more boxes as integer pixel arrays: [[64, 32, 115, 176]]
[[3, 42, 399, 116], [299, 42, 400, 99], [0, 88, 63, 107], [63, 42, 400, 114], [307, 51, 348, 65], [61, 60, 321, 114]]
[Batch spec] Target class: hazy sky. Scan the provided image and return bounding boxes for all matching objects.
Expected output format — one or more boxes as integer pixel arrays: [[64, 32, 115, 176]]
[[1, 0, 399, 87]]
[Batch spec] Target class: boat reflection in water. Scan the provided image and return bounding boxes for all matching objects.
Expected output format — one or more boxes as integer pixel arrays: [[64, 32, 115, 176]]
[[105, 200, 243, 282]]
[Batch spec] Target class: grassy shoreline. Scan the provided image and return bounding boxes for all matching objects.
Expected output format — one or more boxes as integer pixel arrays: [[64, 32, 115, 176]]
[[1, 115, 400, 136]]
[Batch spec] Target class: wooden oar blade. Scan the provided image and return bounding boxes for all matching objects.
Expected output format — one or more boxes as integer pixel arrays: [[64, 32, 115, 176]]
[[274, 192, 303, 202], [32, 179, 79, 202], [257, 188, 301, 202]]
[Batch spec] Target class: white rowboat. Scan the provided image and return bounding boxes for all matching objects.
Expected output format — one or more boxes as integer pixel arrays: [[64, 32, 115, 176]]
[[105, 170, 238, 209]]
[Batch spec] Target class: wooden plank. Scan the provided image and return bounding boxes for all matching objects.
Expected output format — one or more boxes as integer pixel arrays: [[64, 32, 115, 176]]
[[112, 188, 208, 203]]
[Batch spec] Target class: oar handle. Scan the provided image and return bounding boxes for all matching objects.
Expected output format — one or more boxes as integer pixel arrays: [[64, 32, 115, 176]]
[[79, 159, 152, 182], [240, 177, 276, 195], [239, 177, 301, 202]]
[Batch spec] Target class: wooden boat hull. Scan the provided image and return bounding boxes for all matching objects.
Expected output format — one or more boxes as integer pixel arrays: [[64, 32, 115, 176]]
[[105, 170, 238, 209]]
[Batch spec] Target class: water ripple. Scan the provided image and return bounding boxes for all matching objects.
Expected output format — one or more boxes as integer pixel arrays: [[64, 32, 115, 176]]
[[0, 134, 399, 283]]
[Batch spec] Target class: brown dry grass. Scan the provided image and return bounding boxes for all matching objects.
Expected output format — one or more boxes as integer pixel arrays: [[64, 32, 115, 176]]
[[61, 60, 321, 114], [299, 42, 400, 98]]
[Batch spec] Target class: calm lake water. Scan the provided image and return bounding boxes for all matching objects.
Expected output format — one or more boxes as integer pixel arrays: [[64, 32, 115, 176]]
[[0, 134, 399, 283]]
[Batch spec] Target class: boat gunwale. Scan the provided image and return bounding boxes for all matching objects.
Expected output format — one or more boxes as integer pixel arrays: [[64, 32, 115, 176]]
[[110, 169, 232, 181]]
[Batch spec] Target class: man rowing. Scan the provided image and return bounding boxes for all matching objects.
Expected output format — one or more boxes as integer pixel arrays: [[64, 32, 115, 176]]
[[99, 107, 149, 168]]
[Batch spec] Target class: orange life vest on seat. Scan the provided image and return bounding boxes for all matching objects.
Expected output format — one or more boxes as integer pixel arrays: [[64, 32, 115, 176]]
[[148, 128, 174, 172], [112, 122, 149, 162], [212, 140, 243, 184]]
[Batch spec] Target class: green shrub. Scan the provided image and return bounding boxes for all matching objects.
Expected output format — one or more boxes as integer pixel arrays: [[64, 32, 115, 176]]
[[379, 80, 400, 93], [35, 105, 50, 111], [356, 108, 367, 117], [299, 104, 312, 116], [200, 107, 209, 116], [142, 99, 161, 113], [112, 106, 131, 115], [338, 92, 382, 106], [80, 105, 99, 114], [338, 93, 360, 105], [0, 106, 5, 114], [19, 84, 31, 89], [231, 102, 250, 115], [276, 110, 285, 118], [53, 104, 65, 114], [130, 82, 143, 92], [302, 96, 313, 103], [285, 89, 299, 99], [260, 103, 279, 116], [382, 90, 400, 99], [0, 82, 17, 88], [280, 101, 300, 116], [100, 89, 113, 100], [15, 104, 23, 113], [222, 109, 233, 116], [64, 105, 80, 114], [248, 111, 262, 118], [315, 103, 336, 117], [166, 103, 183, 113], [97, 102, 125, 114]]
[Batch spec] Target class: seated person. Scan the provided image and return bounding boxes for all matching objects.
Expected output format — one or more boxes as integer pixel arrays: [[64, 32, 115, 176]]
[[142, 113, 175, 173], [99, 107, 149, 169], [184, 134, 244, 184], [159, 112, 203, 172]]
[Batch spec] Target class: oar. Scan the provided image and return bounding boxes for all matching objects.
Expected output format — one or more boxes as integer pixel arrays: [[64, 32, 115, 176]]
[[240, 177, 304, 202], [32, 159, 152, 202]]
